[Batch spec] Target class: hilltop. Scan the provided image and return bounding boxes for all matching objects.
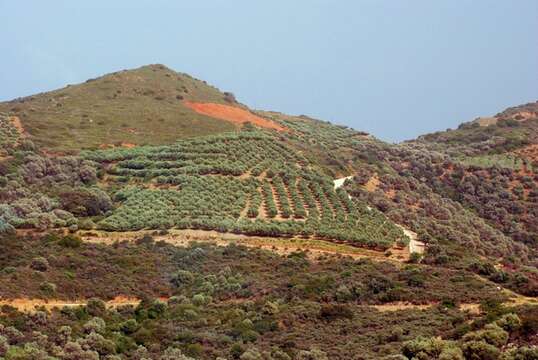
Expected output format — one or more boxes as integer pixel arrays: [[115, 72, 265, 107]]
[[0, 64, 282, 152], [413, 101, 538, 164]]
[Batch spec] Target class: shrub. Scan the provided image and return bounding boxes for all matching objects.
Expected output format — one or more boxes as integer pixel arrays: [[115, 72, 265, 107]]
[[495, 313, 521, 332], [84, 317, 106, 334], [319, 304, 353, 320], [230, 343, 245, 359], [296, 348, 329, 360], [148, 300, 167, 319], [402, 337, 463, 360], [78, 219, 95, 230], [39, 281, 57, 295], [223, 92, 236, 103], [86, 298, 106, 316], [30, 257, 49, 272], [58, 234, 83, 248], [192, 294, 210, 306], [500, 347, 538, 360], [409, 252, 423, 263], [240, 348, 263, 360], [171, 270, 195, 287], [0, 219, 15, 235], [5, 342, 48, 359], [461, 340, 500, 360], [120, 319, 139, 335], [60, 187, 113, 217], [240, 330, 259, 343], [159, 347, 195, 360], [0, 335, 7, 357], [1, 266, 16, 275], [462, 324, 508, 348], [388, 326, 404, 342]]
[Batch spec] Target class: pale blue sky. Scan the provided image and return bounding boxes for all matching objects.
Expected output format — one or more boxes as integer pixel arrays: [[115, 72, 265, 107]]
[[1, 1, 537, 141]]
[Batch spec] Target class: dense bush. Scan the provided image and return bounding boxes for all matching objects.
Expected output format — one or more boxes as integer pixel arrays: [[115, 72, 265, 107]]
[[402, 313, 536, 360]]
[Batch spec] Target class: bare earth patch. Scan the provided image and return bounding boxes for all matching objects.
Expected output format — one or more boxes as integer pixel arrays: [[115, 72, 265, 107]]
[[513, 144, 538, 163], [184, 101, 285, 131], [5, 294, 534, 314], [475, 116, 498, 127], [0, 296, 140, 313], [364, 175, 380, 192], [78, 229, 398, 262], [371, 293, 537, 313]]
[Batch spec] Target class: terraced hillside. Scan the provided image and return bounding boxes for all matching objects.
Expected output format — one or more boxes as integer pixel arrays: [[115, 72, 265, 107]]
[[95, 133, 403, 248], [0, 65, 537, 359]]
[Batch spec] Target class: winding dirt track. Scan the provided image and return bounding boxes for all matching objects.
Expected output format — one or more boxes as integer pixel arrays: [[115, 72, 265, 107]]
[[333, 176, 424, 257], [0, 296, 140, 312], [2, 295, 535, 314], [371, 295, 538, 313], [79, 228, 392, 262]]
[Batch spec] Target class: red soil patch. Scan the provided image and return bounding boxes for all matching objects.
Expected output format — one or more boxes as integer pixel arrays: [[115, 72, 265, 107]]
[[513, 144, 538, 163], [184, 101, 285, 131]]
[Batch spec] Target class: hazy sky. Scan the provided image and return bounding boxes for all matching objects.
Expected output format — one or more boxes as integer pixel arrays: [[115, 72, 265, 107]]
[[1, 1, 537, 142]]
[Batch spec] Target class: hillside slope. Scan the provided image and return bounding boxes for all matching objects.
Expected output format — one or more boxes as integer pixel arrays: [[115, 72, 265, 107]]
[[0, 66, 536, 359], [414, 101, 538, 163], [0, 64, 282, 152]]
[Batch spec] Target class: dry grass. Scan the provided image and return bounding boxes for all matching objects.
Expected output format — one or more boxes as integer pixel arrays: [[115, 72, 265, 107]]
[[78, 229, 402, 262], [0, 65, 239, 152]]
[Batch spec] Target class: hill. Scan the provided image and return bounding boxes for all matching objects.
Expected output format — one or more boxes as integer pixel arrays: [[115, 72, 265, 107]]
[[0, 66, 537, 359], [403, 104, 538, 248], [0, 64, 283, 152], [414, 101, 538, 164]]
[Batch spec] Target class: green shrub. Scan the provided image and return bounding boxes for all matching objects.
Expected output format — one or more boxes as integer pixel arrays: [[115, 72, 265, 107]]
[[402, 337, 463, 360], [39, 281, 56, 295], [461, 340, 500, 360], [86, 298, 106, 316], [120, 319, 139, 334], [58, 234, 83, 248], [319, 304, 353, 320], [171, 270, 195, 287]]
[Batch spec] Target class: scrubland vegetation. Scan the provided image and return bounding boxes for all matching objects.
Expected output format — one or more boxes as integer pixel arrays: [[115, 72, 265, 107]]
[[416, 118, 537, 157], [0, 114, 20, 152], [0, 233, 535, 359]]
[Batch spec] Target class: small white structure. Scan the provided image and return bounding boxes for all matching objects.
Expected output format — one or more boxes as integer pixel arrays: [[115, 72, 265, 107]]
[[396, 224, 425, 255]]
